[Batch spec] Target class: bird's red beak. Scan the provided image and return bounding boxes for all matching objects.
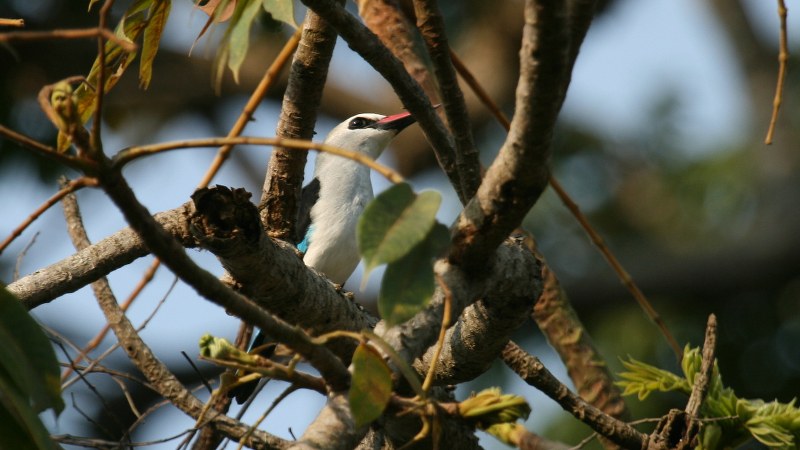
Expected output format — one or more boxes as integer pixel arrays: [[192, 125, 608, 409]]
[[371, 110, 416, 131]]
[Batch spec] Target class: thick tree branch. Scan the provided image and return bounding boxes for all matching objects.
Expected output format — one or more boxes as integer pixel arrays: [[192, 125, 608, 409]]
[[532, 251, 629, 421], [261, 8, 340, 240], [190, 186, 374, 360], [414, 238, 542, 384], [377, 239, 540, 377], [291, 394, 365, 450], [450, 0, 569, 273], [9, 204, 196, 309], [93, 165, 351, 393]]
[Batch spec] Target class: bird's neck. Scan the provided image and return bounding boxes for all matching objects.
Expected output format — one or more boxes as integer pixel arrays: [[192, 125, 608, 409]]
[[314, 153, 373, 198]]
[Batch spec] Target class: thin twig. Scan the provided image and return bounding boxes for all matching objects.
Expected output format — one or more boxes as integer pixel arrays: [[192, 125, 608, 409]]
[[114, 136, 405, 183], [1, 177, 95, 258], [686, 314, 717, 417], [0, 123, 80, 168], [422, 274, 452, 393], [0, 18, 25, 27], [197, 25, 303, 189], [549, 177, 682, 360], [764, 0, 788, 145], [13, 232, 38, 281], [53, 429, 195, 448], [450, 50, 511, 130], [0, 27, 136, 51]]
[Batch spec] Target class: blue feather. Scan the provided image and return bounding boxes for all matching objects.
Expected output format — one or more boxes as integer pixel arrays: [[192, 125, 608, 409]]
[[297, 224, 314, 253]]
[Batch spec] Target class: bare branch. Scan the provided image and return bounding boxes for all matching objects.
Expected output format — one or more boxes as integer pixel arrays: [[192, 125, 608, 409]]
[[261, 10, 339, 240], [93, 163, 351, 391], [686, 314, 717, 417], [450, 0, 569, 273], [8, 204, 196, 309], [502, 341, 648, 450], [413, 0, 482, 199], [58, 177, 288, 449], [532, 251, 629, 421]]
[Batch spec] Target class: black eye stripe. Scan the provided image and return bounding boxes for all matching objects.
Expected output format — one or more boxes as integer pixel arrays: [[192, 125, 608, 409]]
[[348, 117, 376, 129]]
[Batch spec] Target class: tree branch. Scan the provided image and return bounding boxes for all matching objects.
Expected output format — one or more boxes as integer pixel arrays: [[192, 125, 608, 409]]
[[9, 204, 196, 309], [532, 251, 629, 421], [413, 0, 482, 200], [59, 180, 288, 449], [450, 0, 569, 273], [414, 238, 542, 384], [261, 8, 340, 239], [93, 164, 351, 393], [502, 341, 648, 450], [291, 394, 365, 450]]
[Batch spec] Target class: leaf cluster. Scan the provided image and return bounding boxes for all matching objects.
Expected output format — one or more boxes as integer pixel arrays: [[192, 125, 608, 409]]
[[357, 182, 448, 326], [618, 345, 800, 449]]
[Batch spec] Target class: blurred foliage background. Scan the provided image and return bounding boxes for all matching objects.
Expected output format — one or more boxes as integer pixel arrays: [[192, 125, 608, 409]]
[[1, 0, 798, 448]]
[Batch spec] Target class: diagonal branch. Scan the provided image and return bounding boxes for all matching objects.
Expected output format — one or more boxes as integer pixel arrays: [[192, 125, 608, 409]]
[[59, 180, 288, 449], [413, 0, 482, 200], [502, 341, 648, 450], [93, 163, 351, 392], [450, 0, 569, 273], [9, 204, 196, 309]]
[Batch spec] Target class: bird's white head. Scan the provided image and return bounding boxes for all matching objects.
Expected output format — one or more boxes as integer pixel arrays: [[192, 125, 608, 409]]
[[323, 112, 416, 159]]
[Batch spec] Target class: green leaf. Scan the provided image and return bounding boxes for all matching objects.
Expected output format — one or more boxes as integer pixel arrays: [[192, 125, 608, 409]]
[[0, 287, 63, 450], [379, 223, 449, 326], [139, 0, 172, 89], [0, 377, 58, 450], [349, 343, 392, 428], [262, 0, 297, 28], [76, 0, 150, 123], [215, 0, 263, 85], [0, 287, 63, 415], [616, 356, 690, 400], [358, 183, 442, 280]]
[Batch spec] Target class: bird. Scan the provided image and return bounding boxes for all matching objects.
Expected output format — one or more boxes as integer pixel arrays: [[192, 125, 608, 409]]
[[229, 111, 418, 403]]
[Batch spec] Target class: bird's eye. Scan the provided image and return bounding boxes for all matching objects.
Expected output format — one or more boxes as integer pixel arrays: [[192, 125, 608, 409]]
[[348, 117, 373, 129]]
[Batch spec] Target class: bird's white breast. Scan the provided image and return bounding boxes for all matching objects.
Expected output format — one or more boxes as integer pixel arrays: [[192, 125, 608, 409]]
[[302, 155, 373, 285]]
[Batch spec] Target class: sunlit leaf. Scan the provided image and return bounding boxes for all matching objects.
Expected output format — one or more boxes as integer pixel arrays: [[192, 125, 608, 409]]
[[140, 0, 172, 89], [349, 343, 392, 428], [379, 223, 449, 326], [262, 0, 297, 28], [196, 0, 237, 22], [227, 0, 262, 83], [75, 0, 151, 123], [358, 183, 441, 280]]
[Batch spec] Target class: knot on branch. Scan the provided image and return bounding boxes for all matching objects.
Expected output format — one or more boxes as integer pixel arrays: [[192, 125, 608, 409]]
[[190, 186, 262, 247], [647, 408, 700, 450]]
